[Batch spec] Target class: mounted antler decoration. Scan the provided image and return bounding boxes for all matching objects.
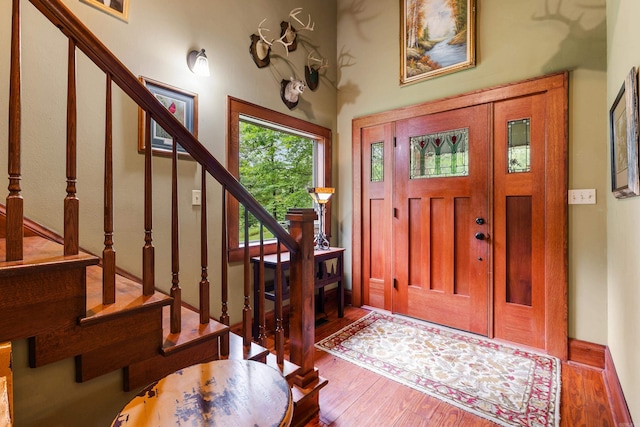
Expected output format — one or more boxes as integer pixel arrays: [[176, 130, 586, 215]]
[[249, 18, 292, 68], [248, 9, 319, 108], [280, 77, 306, 110], [280, 8, 315, 53], [305, 52, 328, 91]]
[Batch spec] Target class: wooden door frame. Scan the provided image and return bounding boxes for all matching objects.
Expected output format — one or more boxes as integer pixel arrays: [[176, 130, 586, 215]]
[[352, 72, 569, 360]]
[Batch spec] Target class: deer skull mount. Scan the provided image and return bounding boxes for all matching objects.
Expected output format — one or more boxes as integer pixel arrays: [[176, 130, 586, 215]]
[[250, 9, 314, 68], [280, 77, 306, 110], [249, 9, 320, 108], [280, 8, 315, 53], [305, 52, 328, 91], [249, 18, 293, 68], [249, 34, 270, 68]]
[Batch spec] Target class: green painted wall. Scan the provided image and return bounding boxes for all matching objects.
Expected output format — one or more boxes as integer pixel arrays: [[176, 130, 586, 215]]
[[1, 0, 637, 424], [0, 0, 337, 425], [606, 0, 640, 421], [336, 0, 608, 343]]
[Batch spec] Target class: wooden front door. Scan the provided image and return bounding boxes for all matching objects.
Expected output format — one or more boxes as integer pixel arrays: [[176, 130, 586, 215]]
[[353, 73, 568, 358], [393, 105, 490, 335]]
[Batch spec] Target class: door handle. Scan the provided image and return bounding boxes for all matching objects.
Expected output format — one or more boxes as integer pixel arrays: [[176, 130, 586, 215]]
[[475, 217, 485, 225], [474, 232, 486, 241]]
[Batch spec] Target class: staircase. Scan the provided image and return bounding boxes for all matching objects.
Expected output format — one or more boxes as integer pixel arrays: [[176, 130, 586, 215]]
[[1, 0, 325, 425]]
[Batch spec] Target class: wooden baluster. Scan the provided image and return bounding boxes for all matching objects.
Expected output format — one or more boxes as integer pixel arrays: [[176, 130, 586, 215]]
[[242, 208, 251, 347], [6, 0, 23, 262], [64, 38, 79, 256], [102, 74, 116, 304], [170, 139, 181, 334], [275, 240, 285, 366], [257, 224, 266, 346], [220, 185, 229, 356], [199, 170, 210, 324], [142, 113, 154, 295], [286, 208, 318, 388]]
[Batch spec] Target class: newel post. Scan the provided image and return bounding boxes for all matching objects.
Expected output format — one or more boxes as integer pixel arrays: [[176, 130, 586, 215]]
[[286, 208, 319, 387]]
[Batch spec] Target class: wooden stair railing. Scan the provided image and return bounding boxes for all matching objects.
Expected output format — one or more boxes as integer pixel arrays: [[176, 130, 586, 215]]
[[6, 0, 322, 404]]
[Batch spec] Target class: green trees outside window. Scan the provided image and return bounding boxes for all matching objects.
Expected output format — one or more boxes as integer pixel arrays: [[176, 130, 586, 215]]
[[239, 121, 314, 242]]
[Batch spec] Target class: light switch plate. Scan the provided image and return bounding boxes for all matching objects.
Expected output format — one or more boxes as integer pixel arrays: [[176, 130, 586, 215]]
[[568, 189, 596, 205], [192, 190, 202, 206]]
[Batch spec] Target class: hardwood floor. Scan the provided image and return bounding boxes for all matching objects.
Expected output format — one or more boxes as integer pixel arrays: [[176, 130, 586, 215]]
[[296, 300, 615, 427]]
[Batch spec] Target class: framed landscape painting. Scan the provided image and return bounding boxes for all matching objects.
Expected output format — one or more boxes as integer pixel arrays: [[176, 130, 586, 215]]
[[401, 0, 476, 85]]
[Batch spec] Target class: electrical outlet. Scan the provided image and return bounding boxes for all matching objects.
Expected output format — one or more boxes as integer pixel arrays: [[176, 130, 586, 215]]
[[568, 189, 596, 205], [192, 190, 201, 206]]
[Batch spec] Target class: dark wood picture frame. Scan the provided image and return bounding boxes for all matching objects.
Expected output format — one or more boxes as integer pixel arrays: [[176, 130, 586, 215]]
[[138, 77, 197, 160], [609, 67, 640, 199]]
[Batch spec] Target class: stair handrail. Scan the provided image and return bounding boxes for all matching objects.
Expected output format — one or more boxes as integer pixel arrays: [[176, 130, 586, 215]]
[[28, 0, 299, 255], [11, 0, 322, 399]]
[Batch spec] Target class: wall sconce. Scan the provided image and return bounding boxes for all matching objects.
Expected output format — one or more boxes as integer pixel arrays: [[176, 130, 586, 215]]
[[308, 187, 334, 250], [187, 49, 210, 76]]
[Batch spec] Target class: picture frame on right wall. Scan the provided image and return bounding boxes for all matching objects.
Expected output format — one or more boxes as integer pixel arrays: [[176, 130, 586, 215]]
[[400, 0, 476, 85], [609, 67, 640, 199]]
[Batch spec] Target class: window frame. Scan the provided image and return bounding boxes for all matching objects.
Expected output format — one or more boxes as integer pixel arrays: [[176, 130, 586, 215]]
[[227, 97, 332, 262]]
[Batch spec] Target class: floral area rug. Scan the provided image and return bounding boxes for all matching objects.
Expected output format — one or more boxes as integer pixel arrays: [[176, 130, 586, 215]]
[[315, 311, 561, 426]]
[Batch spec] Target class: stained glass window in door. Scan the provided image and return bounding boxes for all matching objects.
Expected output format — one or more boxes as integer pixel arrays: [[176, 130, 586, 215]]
[[410, 128, 469, 179], [507, 118, 531, 173], [370, 142, 384, 182]]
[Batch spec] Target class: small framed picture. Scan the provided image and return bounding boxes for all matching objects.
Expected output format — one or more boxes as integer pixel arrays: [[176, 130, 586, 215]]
[[400, 0, 476, 85], [609, 67, 640, 199], [81, 0, 129, 22], [138, 77, 198, 160]]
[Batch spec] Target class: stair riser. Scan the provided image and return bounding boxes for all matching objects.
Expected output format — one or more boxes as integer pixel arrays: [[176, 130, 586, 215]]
[[76, 314, 164, 382], [30, 306, 164, 367], [290, 376, 328, 427], [0, 267, 86, 342], [124, 338, 220, 391]]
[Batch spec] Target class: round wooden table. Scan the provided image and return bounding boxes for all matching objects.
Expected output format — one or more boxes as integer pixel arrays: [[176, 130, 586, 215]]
[[111, 359, 293, 427]]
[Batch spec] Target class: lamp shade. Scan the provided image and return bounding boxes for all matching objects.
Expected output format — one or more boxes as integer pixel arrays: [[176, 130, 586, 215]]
[[188, 49, 210, 76], [308, 187, 334, 250], [308, 187, 334, 204]]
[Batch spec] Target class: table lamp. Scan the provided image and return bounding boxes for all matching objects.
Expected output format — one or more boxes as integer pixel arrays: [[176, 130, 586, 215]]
[[308, 187, 334, 250]]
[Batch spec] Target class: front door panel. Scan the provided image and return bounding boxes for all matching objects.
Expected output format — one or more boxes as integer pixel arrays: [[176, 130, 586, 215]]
[[394, 104, 490, 335]]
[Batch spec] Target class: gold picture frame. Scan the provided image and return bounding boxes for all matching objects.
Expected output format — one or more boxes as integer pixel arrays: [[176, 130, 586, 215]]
[[400, 0, 476, 85], [81, 0, 129, 22]]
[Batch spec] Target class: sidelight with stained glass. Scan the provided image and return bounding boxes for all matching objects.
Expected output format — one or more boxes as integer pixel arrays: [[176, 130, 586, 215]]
[[370, 142, 384, 182], [507, 118, 531, 173]]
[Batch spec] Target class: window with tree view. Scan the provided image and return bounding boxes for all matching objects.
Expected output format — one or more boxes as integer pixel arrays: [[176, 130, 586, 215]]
[[239, 120, 314, 242], [227, 97, 332, 261]]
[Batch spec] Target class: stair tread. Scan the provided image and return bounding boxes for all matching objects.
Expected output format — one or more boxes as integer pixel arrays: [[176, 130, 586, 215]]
[[226, 332, 269, 362], [161, 305, 229, 355], [291, 374, 328, 402], [266, 352, 300, 381], [81, 265, 172, 325], [0, 236, 98, 273]]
